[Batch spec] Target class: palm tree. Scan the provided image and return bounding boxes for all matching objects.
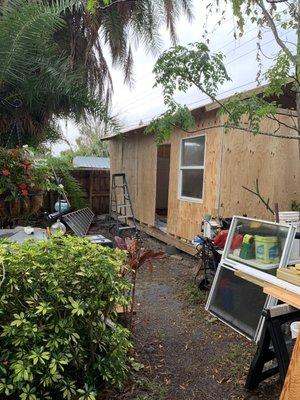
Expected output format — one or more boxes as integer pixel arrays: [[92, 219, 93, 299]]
[[0, 0, 193, 147], [61, 0, 193, 96], [0, 0, 103, 147]]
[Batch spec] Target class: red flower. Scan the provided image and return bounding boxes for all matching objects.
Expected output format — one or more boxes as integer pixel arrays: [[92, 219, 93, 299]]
[[1, 169, 10, 176], [19, 183, 28, 190], [20, 189, 28, 197], [21, 160, 31, 170]]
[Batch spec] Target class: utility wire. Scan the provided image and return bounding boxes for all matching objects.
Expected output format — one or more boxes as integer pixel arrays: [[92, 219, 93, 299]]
[[118, 34, 284, 121], [115, 23, 267, 113], [122, 79, 258, 129], [117, 22, 293, 115]]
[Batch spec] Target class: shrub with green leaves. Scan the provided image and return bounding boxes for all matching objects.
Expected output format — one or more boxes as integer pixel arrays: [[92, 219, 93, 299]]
[[0, 235, 132, 399]]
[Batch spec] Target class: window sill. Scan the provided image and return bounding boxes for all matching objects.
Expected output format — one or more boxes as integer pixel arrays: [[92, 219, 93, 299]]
[[178, 196, 203, 204]]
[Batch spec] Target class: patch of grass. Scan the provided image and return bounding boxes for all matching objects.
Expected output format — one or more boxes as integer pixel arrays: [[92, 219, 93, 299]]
[[133, 378, 168, 400], [177, 279, 208, 305], [188, 283, 208, 304], [213, 342, 254, 380]]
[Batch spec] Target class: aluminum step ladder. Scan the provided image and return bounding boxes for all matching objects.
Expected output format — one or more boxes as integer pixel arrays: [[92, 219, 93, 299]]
[[109, 173, 137, 235]]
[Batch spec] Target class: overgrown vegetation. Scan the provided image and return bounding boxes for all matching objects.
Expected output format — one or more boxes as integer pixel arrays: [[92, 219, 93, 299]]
[[0, 235, 132, 399]]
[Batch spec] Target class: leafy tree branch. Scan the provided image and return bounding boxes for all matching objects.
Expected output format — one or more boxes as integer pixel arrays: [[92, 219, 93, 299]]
[[147, 39, 298, 143], [257, 0, 295, 62], [242, 178, 275, 216]]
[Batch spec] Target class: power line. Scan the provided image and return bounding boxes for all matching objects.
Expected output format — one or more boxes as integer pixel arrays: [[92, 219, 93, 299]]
[[119, 19, 290, 106], [121, 79, 259, 129], [118, 34, 286, 118], [117, 22, 293, 115], [115, 22, 264, 112]]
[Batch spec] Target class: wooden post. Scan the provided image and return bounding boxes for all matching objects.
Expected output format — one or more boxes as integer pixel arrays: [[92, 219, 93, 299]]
[[274, 203, 279, 223], [89, 171, 94, 210], [280, 335, 300, 400]]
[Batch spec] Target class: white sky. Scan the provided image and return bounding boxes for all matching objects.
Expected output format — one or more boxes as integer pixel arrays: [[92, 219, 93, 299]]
[[53, 0, 294, 155]]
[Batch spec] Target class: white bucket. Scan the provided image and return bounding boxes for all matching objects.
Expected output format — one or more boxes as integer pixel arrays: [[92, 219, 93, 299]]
[[290, 321, 300, 339], [279, 211, 300, 223]]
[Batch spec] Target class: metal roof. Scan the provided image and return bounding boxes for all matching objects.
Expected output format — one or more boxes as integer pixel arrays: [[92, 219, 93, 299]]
[[73, 156, 110, 170]]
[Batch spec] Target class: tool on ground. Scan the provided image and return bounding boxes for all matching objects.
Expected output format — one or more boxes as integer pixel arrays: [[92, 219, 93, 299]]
[[109, 173, 137, 235]]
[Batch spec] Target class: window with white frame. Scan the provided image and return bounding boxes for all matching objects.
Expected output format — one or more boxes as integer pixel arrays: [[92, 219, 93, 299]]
[[179, 135, 205, 200]]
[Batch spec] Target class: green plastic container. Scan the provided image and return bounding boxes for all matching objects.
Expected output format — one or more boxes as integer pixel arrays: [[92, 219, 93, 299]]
[[255, 235, 279, 264]]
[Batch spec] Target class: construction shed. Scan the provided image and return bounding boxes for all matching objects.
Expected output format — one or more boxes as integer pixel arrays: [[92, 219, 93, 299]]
[[72, 156, 110, 215], [105, 87, 300, 252]]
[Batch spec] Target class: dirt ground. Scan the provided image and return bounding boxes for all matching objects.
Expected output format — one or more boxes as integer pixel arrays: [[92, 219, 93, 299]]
[[92, 223, 281, 400]]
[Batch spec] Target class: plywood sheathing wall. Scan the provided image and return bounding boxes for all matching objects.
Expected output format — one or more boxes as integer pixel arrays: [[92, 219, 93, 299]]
[[167, 110, 223, 240], [219, 112, 300, 219], [109, 132, 157, 226]]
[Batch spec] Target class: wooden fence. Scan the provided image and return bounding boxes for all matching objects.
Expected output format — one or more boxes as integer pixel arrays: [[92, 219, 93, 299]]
[[44, 169, 110, 215], [72, 169, 110, 215]]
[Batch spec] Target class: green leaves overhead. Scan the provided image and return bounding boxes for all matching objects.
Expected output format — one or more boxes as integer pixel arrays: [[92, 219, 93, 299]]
[[264, 53, 292, 97], [220, 52, 293, 133], [147, 42, 230, 143], [0, 0, 194, 147], [146, 105, 195, 144], [153, 42, 231, 109], [219, 95, 278, 134]]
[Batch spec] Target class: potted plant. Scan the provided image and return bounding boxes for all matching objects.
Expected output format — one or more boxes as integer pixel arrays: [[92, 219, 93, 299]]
[[0, 146, 61, 225]]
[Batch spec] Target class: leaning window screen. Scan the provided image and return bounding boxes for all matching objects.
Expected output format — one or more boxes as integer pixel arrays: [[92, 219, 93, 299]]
[[208, 265, 268, 340]]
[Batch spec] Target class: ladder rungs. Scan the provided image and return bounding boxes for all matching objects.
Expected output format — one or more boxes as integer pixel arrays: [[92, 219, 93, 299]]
[[110, 211, 131, 218], [110, 173, 137, 232], [119, 226, 135, 231], [111, 198, 130, 203]]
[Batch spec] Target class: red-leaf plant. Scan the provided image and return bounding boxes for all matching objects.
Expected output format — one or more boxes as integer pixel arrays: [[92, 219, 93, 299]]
[[115, 236, 165, 329]]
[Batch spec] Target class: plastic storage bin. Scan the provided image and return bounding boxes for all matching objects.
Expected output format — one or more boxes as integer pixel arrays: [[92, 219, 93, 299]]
[[255, 236, 279, 264]]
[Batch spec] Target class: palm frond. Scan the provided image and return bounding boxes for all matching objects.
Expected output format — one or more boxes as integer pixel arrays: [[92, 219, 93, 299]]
[[0, 0, 82, 87]]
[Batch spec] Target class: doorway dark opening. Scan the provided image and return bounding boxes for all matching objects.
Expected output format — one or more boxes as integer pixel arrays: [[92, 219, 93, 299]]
[[155, 144, 171, 232]]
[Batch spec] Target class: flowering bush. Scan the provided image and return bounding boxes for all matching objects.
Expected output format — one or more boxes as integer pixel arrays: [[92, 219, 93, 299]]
[[0, 146, 59, 202]]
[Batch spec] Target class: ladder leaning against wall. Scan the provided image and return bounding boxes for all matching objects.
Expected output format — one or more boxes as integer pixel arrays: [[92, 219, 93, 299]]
[[109, 173, 138, 235]]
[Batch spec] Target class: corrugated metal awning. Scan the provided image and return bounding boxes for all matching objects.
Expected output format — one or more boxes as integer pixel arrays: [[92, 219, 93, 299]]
[[73, 156, 110, 170]]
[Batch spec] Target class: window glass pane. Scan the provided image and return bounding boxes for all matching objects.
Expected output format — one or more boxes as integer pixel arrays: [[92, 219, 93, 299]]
[[224, 217, 290, 271], [208, 265, 267, 340], [181, 136, 205, 166], [181, 169, 203, 199]]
